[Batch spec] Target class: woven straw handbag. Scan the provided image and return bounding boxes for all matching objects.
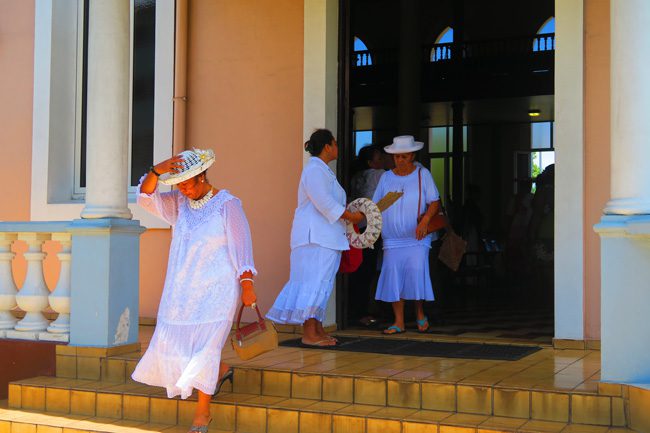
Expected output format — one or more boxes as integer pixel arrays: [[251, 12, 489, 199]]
[[231, 304, 278, 361]]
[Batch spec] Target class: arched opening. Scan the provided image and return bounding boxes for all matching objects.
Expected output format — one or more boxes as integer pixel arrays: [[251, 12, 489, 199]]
[[354, 36, 372, 66], [534, 17, 555, 51], [430, 27, 454, 61]]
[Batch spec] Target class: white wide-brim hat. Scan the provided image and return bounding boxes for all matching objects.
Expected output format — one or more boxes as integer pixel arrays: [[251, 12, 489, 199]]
[[383, 135, 424, 154], [159, 149, 215, 185]]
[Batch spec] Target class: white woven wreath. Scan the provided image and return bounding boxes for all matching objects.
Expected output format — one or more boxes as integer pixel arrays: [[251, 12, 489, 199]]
[[345, 198, 382, 249]]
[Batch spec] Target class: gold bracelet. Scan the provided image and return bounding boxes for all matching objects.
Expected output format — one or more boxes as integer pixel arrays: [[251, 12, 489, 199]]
[[240, 278, 254, 284]]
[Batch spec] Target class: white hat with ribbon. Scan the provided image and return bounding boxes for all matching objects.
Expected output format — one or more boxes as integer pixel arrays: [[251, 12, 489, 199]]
[[383, 135, 424, 154], [159, 148, 215, 185]]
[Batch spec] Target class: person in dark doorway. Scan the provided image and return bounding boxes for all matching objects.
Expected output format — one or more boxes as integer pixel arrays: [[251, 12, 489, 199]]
[[372, 136, 441, 334], [349, 144, 386, 326]]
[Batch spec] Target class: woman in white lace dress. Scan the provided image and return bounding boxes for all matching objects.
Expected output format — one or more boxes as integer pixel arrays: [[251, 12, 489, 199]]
[[132, 149, 257, 432], [267, 129, 364, 346]]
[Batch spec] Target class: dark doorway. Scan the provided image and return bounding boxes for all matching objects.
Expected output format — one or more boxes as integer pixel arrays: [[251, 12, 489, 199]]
[[337, 0, 555, 344]]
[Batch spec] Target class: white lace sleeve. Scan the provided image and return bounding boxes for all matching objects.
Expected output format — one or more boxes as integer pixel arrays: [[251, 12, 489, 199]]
[[223, 198, 257, 277], [136, 174, 180, 225]]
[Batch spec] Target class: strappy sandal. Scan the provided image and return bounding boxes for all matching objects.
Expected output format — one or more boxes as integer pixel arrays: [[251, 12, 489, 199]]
[[188, 418, 212, 433], [213, 367, 233, 396], [416, 316, 430, 333], [301, 338, 336, 347], [383, 325, 406, 335]]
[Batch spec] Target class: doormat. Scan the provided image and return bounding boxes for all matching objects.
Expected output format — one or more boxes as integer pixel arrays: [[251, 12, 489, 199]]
[[280, 337, 541, 361]]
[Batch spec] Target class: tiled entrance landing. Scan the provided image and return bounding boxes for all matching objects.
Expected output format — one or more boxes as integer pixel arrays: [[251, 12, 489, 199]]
[[5, 326, 648, 432]]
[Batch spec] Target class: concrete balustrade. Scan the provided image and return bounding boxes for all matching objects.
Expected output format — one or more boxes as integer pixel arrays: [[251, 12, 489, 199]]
[[0, 222, 71, 342]]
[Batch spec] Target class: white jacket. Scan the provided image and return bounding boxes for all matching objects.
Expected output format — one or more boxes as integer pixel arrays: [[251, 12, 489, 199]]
[[290, 157, 349, 251]]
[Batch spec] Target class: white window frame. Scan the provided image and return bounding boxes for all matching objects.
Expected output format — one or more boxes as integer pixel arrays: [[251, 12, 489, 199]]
[[30, 0, 174, 228]]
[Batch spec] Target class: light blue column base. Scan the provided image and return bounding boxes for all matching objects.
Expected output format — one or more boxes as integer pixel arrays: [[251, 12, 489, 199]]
[[595, 215, 650, 383], [68, 219, 146, 347]]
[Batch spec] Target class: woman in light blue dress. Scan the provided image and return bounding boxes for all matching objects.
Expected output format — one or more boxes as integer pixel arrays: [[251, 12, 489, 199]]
[[372, 136, 441, 334], [267, 129, 364, 346]]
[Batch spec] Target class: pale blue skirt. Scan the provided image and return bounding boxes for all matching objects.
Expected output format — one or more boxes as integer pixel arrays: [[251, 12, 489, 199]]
[[375, 245, 434, 302], [267, 244, 341, 324]]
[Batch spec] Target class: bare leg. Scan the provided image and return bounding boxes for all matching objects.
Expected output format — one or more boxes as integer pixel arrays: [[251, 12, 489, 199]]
[[191, 391, 212, 430], [316, 321, 337, 342], [414, 300, 429, 331], [384, 299, 405, 333], [302, 318, 335, 346], [414, 300, 425, 321]]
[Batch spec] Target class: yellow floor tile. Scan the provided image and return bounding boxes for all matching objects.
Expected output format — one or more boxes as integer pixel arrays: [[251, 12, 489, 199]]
[[236, 405, 267, 433], [21, 387, 45, 411], [457, 385, 492, 415], [422, 382, 456, 412], [367, 418, 401, 433], [210, 402, 235, 431], [233, 368, 262, 395], [322, 375, 353, 403], [45, 388, 70, 414], [571, 394, 611, 425], [493, 388, 530, 418], [267, 408, 298, 433], [95, 393, 122, 419], [262, 371, 291, 398], [335, 404, 382, 417], [530, 391, 569, 422], [332, 415, 365, 433], [387, 380, 421, 409], [478, 416, 527, 430], [149, 397, 177, 425], [299, 411, 331, 433], [354, 378, 387, 406], [291, 373, 322, 400], [122, 395, 149, 422]]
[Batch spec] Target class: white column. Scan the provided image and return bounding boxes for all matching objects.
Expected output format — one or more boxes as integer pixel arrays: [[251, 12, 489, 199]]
[[604, 0, 650, 215], [41, 233, 71, 342], [80, 0, 132, 219], [0, 234, 18, 337], [554, 0, 584, 341], [10, 233, 51, 339]]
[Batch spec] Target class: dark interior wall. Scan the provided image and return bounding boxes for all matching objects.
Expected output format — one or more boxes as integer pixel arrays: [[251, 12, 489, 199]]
[[352, 0, 554, 51], [468, 123, 531, 236]]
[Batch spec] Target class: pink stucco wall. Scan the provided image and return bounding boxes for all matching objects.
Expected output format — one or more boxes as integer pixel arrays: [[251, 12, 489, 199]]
[[0, 0, 33, 222], [137, 0, 305, 318], [583, 0, 610, 341]]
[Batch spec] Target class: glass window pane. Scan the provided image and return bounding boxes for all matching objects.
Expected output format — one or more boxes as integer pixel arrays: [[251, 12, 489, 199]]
[[531, 122, 552, 149], [430, 158, 445, 204], [429, 127, 447, 153], [463, 125, 468, 152], [355, 130, 373, 155]]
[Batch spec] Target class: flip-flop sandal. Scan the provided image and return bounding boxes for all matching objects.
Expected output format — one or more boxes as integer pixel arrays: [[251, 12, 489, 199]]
[[301, 338, 336, 347], [188, 418, 212, 432], [383, 325, 406, 335], [416, 316, 430, 333]]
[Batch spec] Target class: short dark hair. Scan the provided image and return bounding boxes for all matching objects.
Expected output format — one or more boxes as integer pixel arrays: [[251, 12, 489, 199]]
[[304, 129, 335, 156]]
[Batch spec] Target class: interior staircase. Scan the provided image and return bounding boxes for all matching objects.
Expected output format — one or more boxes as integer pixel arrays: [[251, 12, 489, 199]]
[[2, 332, 649, 433]]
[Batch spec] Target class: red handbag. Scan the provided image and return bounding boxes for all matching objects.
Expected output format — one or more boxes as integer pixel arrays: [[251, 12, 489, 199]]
[[339, 224, 363, 273]]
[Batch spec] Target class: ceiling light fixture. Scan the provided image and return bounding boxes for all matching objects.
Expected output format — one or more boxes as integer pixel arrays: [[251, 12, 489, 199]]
[[528, 109, 541, 117]]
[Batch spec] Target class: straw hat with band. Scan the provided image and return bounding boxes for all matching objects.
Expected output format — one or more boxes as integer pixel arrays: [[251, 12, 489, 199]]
[[158, 149, 215, 185], [383, 135, 424, 154]]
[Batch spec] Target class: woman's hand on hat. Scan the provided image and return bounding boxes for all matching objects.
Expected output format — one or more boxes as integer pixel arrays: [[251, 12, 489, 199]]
[[154, 155, 184, 175]]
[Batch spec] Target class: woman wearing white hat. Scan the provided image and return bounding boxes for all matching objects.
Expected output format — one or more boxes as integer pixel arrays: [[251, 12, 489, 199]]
[[131, 149, 257, 432], [372, 136, 441, 334]]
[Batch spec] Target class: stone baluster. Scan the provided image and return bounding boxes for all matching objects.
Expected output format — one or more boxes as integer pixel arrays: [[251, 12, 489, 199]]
[[9, 233, 51, 340], [40, 233, 71, 342], [0, 233, 18, 338]]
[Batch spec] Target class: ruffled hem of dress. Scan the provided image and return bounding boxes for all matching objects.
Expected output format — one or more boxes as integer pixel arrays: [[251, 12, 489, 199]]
[[266, 306, 327, 325], [265, 279, 334, 324], [131, 319, 231, 399]]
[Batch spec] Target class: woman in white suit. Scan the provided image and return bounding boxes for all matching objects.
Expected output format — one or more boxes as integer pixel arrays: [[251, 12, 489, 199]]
[[267, 129, 364, 346]]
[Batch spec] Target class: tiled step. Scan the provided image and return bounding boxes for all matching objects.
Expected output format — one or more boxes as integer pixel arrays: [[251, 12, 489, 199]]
[[6, 376, 628, 431], [50, 346, 626, 427], [0, 401, 230, 433], [0, 394, 636, 433]]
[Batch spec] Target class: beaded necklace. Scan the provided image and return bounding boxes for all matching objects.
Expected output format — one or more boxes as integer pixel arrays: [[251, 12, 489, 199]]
[[188, 189, 214, 210]]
